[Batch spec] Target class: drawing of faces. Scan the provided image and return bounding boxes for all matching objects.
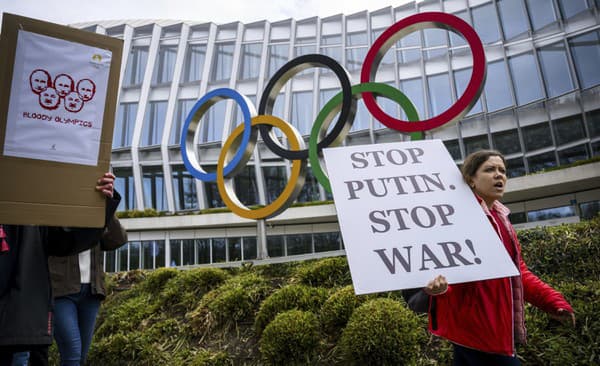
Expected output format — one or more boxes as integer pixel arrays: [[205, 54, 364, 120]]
[[64, 91, 84, 112], [29, 69, 52, 94], [39, 87, 60, 110], [76, 79, 96, 101], [54, 74, 74, 97]]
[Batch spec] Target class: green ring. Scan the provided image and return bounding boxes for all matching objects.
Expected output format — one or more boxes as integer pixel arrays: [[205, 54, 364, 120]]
[[309, 82, 420, 193]]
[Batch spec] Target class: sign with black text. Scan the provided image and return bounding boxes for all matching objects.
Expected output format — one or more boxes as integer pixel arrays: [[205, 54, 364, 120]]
[[323, 140, 519, 294]]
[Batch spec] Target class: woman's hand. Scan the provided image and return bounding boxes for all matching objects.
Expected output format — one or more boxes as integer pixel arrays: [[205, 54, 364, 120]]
[[550, 308, 576, 327], [424, 275, 448, 296], [95, 172, 115, 198]]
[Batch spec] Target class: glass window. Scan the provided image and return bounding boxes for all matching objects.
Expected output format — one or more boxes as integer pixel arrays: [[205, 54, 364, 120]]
[[372, 28, 396, 66], [538, 42, 575, 97], [346, 47, 367, 72], [553, 116, 586, 145], [182, 239, 194, 266], [508, 53, 544, 105], [264, 166, 287, 204], [569, 31, 600, 89], [228, 237, 242, 262], [527, 151, 557, 173], [449, 11, 469, 47], [195, 239, 211, 264], [507, 157, 526, 177], [211, 42, 235, 82], [291, 90, 313, 135], [112, 103, 138, 148], [463, 135, 490, 156], [243, 237, 257, 260], [267, 44, 289, 78], [267, 236, 285, 257], [212, 238, 226, 263], [314, 232, 342, 253], [205, 178, 224, 209], [558, 0, 590, 19], [123, 46, 148, 86], [527, 205, 576, 222], [234, 165, 258, 206], [585, 109, 600, 137], [104, 252, 116, 273], [427, 73, 453, 118], [142, 166, 167, 211], [172, 165, 198, 211], [347, 31, 368, 46], [200, 100, 226, 143], [526, 0, 558, 30], [484, 60, 513, 112], [129, 242, 140, 270], [240, 43, 262, 80], [397, 30, 421, 63], [141, 101, 167, 146], [182, 44, 206, 83], [170, 240, 181, 266], [498, 0, 530, 40], [142, 241, 156, 269], [523, 122, 553, 151], [170, 99, 196, 145], [113, 168, 136, 212], [423, 29, 447, 59], [454, 68, 483, 115], [399, 78, 425, 121], [297, 167, 321, 203], [492, 129, 522, 155], [580, 200, 600, 220], [116, 245, 128, 271], [443, 139, 461, 161], [592, 141, 600, 157], [471, 3, 501, 44], [558, 144, 590, 165], [509, 212, 527, 224], [287, 234, 312, 255], [152, 45, 177, 84]]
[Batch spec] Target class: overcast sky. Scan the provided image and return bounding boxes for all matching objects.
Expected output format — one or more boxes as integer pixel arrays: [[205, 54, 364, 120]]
[[1, 0, 412, 26]]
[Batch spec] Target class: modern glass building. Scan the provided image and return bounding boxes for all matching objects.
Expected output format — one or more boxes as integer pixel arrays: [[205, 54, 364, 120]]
[[71, 0, 600, 271]]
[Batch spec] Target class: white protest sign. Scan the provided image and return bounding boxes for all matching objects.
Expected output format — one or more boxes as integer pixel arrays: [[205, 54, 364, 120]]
[[4, 30, 111, 166], [323, 140, 519, 294]]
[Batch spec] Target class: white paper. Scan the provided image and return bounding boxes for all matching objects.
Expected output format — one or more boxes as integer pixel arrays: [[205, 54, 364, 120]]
[[323, 140, 519, 294], [4, 30, 111, 166]]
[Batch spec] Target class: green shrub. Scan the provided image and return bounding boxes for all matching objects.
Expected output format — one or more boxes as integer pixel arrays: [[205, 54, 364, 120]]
[[320, 285, 370, 335], [88, 331, 169, 365], [188, 350, 232, 366], [293, 256, 351, 288], [139, 267, 179, 295], [519, 278, 600, 365], [254, 284, 330, 334], [518, 217, 600, 281], [95, 293, 157, 337], [338, 298, 425, 365], [157, 267, 229, 312], [259, 310, 321, 365], [189, 273, 271, 331]]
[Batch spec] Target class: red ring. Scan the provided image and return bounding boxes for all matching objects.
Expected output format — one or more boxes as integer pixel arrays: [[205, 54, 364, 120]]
[[360, 12, 486, 132]]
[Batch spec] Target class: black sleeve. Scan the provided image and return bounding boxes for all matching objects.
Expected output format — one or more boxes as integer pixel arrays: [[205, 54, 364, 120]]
[[47, 192, 121, 257], [402, 288, 430, 314]]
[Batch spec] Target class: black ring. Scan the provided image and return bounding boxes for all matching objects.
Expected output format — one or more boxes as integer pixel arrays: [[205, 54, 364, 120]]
[[258, 54, 356, 160]]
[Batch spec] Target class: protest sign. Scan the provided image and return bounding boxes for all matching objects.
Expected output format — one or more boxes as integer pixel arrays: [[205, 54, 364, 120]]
[[323, 140, 519, 294], [0, 13, 122, 227]]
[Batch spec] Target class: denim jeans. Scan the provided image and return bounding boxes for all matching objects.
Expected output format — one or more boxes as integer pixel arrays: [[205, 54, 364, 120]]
[[53, 284, 101, 366], [453, 344, 521, 366]]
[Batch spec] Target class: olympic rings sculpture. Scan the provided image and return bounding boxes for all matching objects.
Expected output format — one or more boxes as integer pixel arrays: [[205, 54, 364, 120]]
[[180, 12, 486, 220]]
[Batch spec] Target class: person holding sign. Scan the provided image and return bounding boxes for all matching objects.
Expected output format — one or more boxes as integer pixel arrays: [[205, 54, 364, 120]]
[[0, 173, 119, 366], [404, 150, 575, 365]]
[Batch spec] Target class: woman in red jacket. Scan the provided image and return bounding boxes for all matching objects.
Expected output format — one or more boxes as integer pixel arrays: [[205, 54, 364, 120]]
[[405, 150, 575, 366]]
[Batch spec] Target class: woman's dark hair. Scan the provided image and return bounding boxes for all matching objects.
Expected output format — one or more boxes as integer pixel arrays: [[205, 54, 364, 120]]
[[461, 150, 506, 184]]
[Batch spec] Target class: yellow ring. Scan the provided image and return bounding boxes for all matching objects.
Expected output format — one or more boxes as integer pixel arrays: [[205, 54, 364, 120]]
[[217, 115, 306, 219]]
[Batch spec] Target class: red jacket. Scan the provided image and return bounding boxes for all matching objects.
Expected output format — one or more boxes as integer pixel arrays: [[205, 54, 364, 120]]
[[428, 198, 573, 356]]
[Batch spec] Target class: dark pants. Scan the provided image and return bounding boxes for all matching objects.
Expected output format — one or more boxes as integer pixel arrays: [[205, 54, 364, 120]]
[[453, 344, 521, 366], [0, 345, 48, 366], [53, 284, 102, 366]]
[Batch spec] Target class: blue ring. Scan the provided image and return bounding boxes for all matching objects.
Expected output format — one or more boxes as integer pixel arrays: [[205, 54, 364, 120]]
[[180, 88, 254, 182]]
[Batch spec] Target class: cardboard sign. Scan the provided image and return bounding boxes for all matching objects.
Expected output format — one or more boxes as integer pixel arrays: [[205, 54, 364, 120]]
[[323, 140, 519, 294], [0, 13, 123, 227]]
